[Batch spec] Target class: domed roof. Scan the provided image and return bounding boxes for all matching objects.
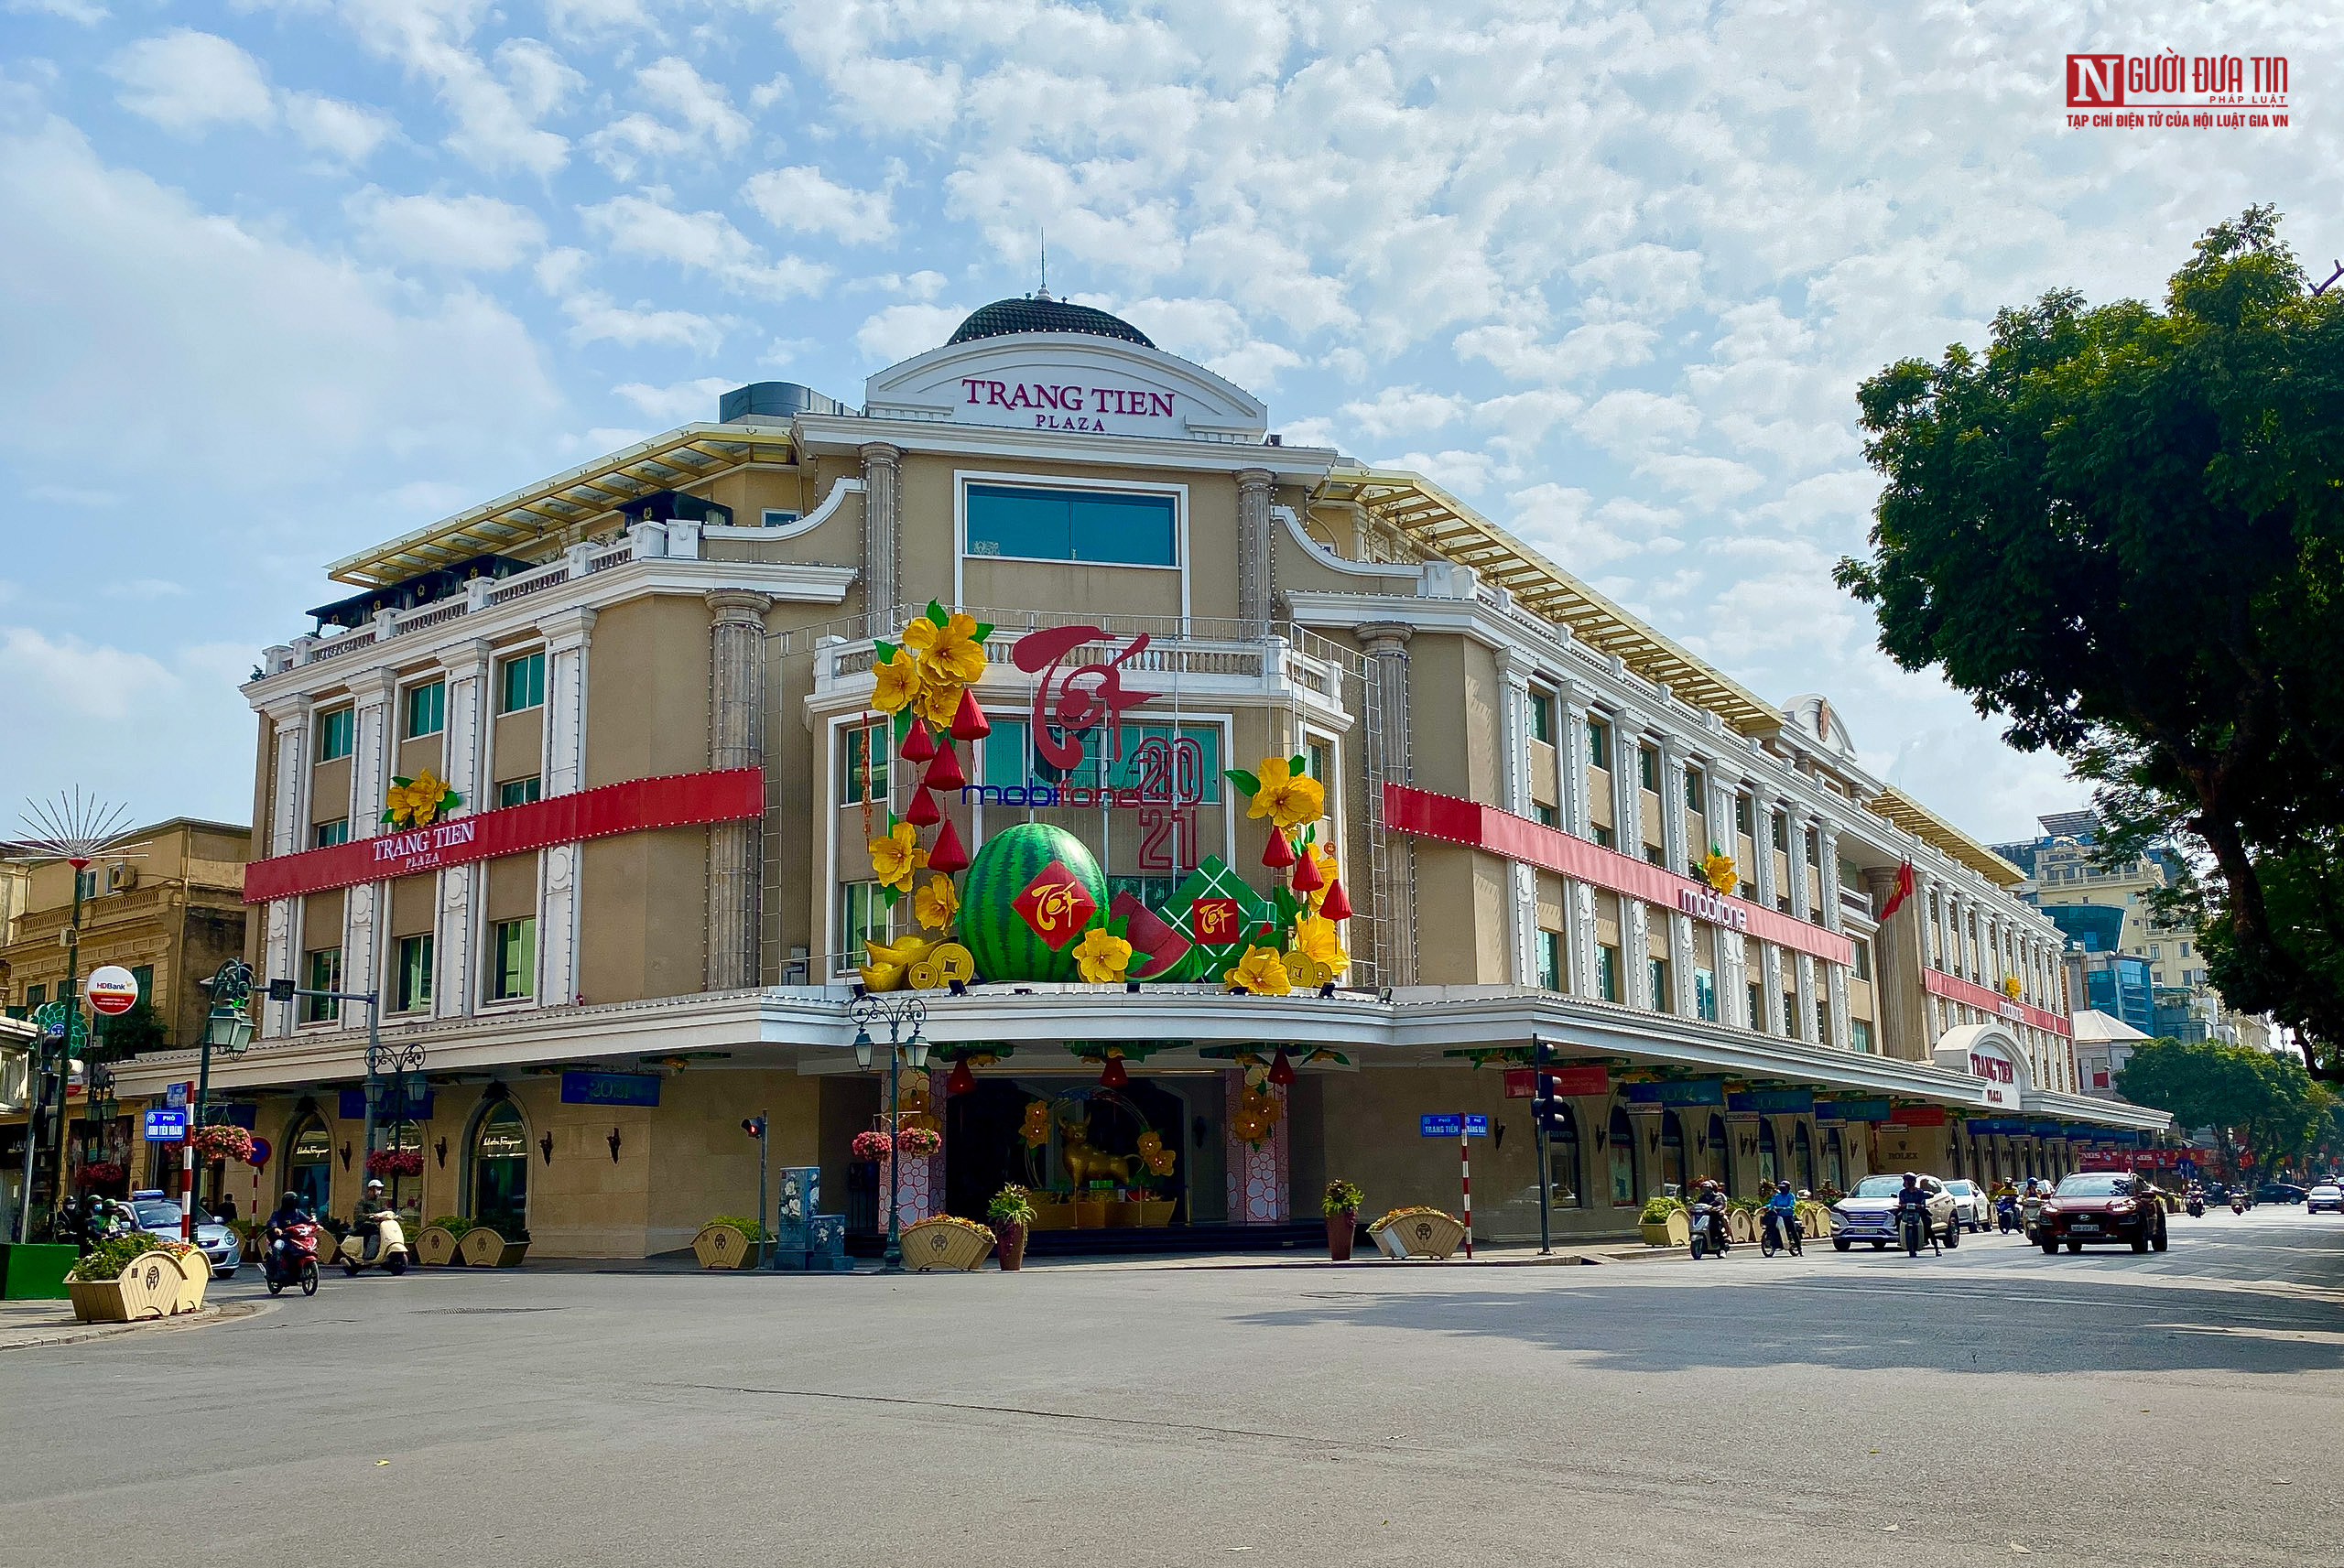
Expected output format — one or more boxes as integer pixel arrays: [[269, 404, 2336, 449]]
[[947, 294, 1155, 348]]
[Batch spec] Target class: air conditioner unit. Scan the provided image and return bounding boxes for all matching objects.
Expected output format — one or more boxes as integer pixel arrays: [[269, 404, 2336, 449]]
[[106, 863, 138, 892]]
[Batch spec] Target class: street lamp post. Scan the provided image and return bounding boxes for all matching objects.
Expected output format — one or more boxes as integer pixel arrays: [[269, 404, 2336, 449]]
[[362, 1037, 428, 1201], [850, 993, 928, 1274], [266, 976, 383, 1217], [186, 959, 255, 1242]]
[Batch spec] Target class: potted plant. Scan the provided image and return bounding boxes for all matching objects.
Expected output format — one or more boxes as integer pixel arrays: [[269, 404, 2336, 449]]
[[851, 1130, 894, 1163], [1367, 1206, 1468, 1260], [1322, 1179, 1365, 1260], [417, 1215, 470, 1266], [900, 1213, 995, 1271], [65, 1232, 194, 1324], [1638, 1196, 1689, 1248], [189, 1124, 255, 1165], [988, 1185, 1036, 1271], [692, 1216, 766, 1270], [1725, 1197, 1761, 1244], [457, 1225, 529, 1267]]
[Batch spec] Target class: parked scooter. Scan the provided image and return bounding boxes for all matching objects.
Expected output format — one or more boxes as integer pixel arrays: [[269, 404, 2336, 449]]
[[331, 1204, 410, 1277], [265, 1220, 321, 1297]]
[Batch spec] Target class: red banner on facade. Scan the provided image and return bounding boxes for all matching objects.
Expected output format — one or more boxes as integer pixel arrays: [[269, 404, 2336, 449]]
[[1920, 967, 2073, 1038], [243, 769, 765, 903], [1888, 1105, 1948, 1128], [1503, 1065, 1613, 1099], [1381, 783, 1854, 968]]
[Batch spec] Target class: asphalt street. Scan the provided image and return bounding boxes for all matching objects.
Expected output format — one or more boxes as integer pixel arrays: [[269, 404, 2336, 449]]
[[4, 1206, 2339, 1567]]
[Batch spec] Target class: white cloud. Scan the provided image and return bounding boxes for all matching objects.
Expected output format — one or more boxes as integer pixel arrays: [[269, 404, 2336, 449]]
[[612, 376, 732, 424], [349, 189, 547, 271], [284, 92, 396, 164], [8, 0, 106, 23], [854, 302, 967, 366], [586, 58, 752, 179], [0, 632, 259, 821], [333, 5, 581, 177], [106, 30, 274, 135], [581, 192, 827, 299], [99, 578, 187, 600], [742, 165, 895, 245], [559, 291, 723, 352]]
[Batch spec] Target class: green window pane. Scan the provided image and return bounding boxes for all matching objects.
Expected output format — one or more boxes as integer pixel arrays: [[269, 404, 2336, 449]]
[[317, 709, 354, 762], [499, 654, 545, 714], [405, 680, 446, 739], [965, 484, 1177, 567], [496, 777, 542, 809]]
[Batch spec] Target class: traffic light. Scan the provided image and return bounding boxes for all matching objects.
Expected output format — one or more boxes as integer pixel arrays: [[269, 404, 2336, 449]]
[[741, 1116, 765, 1139], [1531, 1070, 1570, 1137]]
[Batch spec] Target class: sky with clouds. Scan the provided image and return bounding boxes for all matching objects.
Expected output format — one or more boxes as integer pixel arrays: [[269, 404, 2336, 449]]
[[2, 1, 2336, 846]]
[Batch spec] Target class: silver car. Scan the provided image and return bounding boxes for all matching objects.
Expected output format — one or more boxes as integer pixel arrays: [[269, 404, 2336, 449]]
[[126, 1192, 243, 1277], [1829, 1174, 1959, 1250], [1941, 1179, 1987, 1232]]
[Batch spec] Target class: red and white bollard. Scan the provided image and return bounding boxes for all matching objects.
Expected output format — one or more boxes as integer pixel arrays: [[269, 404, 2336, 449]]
[[1460, 1127, 1473, 1260]]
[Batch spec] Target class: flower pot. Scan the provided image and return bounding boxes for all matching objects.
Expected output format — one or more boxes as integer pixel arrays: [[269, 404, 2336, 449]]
[[168, 1250, 209, 1314], [995, 1222, 1027, 1271], [457, 1227, 529, 1267], [1073, 1196, 1107, 1229], [1727, 1209, 1756, 1244], [692, 1224, 765, 1270], [902, 1217, 993, 1271], [1369, 1209, 1466, 1260], [67, 1249, 182, 1323], [1641, 1211, 1692, 1247], [1138, 1198, 1176, 1227], [1327, 1213, 1357, 1260], [1104, 1198, 1143, 1227], [417, 1227, 461, 1267]]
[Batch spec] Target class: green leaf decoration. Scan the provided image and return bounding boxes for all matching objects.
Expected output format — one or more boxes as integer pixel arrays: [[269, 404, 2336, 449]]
[[391, 775, 413, 789], [875, 639, 897, 661], [1289, 753, 1308, 775], [1225, 768, 1261, 797], [881, 886, 900, 908], [926, 600, 949, 628], [892, 708, 913, 744], [1105, 914, 1129, 939], [972, 622, 994, 643], [1273, 885, 1304, 928]]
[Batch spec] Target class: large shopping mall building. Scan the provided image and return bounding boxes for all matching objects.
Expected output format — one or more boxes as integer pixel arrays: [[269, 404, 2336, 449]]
[[115, 294, 2166, 1254]]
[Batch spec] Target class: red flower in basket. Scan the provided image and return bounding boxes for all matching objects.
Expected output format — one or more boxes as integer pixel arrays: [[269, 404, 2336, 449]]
[[79, 1161, 127, 1187], [851, 1130, 895, 1162], [365, 1148, 425, 1179], [189, 1124, 256, 1164], [895, 1126, 943, 1159]]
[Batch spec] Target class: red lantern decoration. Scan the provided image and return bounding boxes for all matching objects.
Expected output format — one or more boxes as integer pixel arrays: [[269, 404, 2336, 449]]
[[946, 1058, 976, 1097], [925, 744, 967, 792], [1266, 1049, 1297, 1087], [901, 720, 938, 763], [950, 687, 992, 742], [1318, 878, 1352, 922], [904, 786, 941, 827], [927, 818, 970, 875], [1262, 827, 1297, 869], [1099, 1055, 1130, 1089], [1290, 847, 1325, 893]]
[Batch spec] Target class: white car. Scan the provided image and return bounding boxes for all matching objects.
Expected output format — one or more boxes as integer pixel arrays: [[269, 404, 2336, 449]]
[[2307, 1184, 2342, 1215], [1829, 1174, 1960, 1250], [1941, 1179, 1987, 1232]]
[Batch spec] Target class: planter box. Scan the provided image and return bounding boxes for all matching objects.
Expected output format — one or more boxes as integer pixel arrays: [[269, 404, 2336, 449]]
[[1138, 1198, 1176, 1227], [1072, 1197, 1108, 1229], [1025, 1199, 1071, 1232], [66, 1249, 184, 1324], [902, 1217, 993, 1272], [1726, 1209, 1757, 1244], [416, 1227, 462, 1267], [1795, 1201, 1832, 1241], [456, 1228, 529, 1268], [0, 1242, 77, 1301], [1639, 1211, 1692, 1247], [692, 1225, 765, 1270], [1370, 1210, 1467, 1260], [169, 1251, 209, 1314], [1104, 1198, 1144, 1227]]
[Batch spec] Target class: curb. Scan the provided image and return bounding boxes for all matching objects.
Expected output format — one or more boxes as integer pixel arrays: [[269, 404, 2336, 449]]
[[0, 1302, 258, 1353]]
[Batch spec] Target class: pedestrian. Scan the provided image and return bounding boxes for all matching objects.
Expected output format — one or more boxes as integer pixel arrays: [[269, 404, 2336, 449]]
[[214, 1190, 238, 1224]]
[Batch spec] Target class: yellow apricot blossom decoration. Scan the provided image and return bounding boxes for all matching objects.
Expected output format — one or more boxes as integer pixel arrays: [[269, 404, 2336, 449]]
[[1071, 927, 1135, 984], [913, 872, 959, 931], [1245, 757, 1326, 831], [870, 648, 923, 715], [1019, 1099, 1053, 1149], [867, 821, 928, 892], [383, 769, 461, 831], [902, 610, 989, 687], [1699, 848, 1738, 895], [1291, 913, 1349, 975], [1305, 843, 1340, 910], [1226, 945, 1293, 997], [915, 668, 966, 730]]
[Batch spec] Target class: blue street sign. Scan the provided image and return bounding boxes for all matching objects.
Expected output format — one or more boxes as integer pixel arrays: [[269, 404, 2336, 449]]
[[560, 1070, 662, 1108], [165, 1082, 189, 1108], [1419, 1114, 1489, 1138], [144, 1108, 189, 1142], [2176, 1157, 2198, 1177]]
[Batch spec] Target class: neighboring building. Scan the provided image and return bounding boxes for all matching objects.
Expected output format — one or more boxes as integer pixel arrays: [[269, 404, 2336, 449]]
[[0, 818, 252, 1227], [2072, 1008, 2153, 1098], [117, 296, 2162, 1256]]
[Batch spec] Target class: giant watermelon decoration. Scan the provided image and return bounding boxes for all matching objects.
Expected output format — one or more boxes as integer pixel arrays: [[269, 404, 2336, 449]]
[[960, 823, 1108, 982]]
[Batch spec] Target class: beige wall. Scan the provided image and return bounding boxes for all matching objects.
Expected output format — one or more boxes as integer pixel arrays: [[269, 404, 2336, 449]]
[[579, 827, 708, 1004]]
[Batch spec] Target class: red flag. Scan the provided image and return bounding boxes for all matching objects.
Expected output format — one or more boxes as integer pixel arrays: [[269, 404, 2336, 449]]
[[1878, 859, 1915, 921]]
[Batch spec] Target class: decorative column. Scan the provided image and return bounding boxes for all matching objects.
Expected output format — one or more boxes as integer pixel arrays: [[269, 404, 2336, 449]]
[[1237, 468, 1275, 629], [342, 670, 396, 1028], [434, 641, 491, 1022], [1656, 740, 1697, 1014], [859, 442, 902, 635], [260, 698, 311, 1039], [1706, 768, 1750, 1028], [537, 608, 596, 1008], [1224, 1070, 1290, 1224], [1610, 719, 1644, 858], [1816, 820, 1846, 1048], [1360, 622, 1416, 986], [1495, 647, 1539, 987], [1750, 785, 1781, 1033], [705, 591, 772, 991], [1557, 685, 1601, 1000]]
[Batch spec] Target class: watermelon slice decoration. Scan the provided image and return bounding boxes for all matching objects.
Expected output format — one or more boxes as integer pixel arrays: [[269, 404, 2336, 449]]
[[1163, 856, 1272, 983], [960, 823, 1106, 983], [1111, 892, 1191, 982]]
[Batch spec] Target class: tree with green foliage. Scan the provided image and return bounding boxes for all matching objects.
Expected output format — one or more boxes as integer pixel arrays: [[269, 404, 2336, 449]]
[[93, 997, 168, 1059], [1836, 207, 2344, 1078], [2116, 1037, 2336, 1175]]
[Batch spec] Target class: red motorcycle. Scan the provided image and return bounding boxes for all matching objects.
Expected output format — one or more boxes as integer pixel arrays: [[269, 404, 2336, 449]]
[[265, 1221, 321, 1297]]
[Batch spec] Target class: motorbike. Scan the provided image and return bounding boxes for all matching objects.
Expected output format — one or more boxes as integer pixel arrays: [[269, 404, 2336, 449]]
[[2186, 1195, 2206, 1218], [331, 1209, 411, 1277], [1687, 1200, 1731, 1260], [1897, 1200, 1937, 1258], [2230, 1195, 2246, 1215], [1996, 1195, 2024, 1233], [1760, 1206, 1803, 1257], [265, 1221, 321, 1297]]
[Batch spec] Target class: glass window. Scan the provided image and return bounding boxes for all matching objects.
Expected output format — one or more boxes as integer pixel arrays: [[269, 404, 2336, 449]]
[[1596, 945, 1620, 1003], [1784, 992, 1798, 1036], [1637, 744, 1658, 793], [964, 483, 1177, 567], [1592, 825, 1615, 850], [316, 708, 354, 762], [1587, 717, 1610, 768], [1749, 981, 1764, 1031], [1817, 998, 1831, 1042], [1660, 1111, 1687, 1193], [838, 881, 892, 965], [1534, 803, 1558, 827], [1794, 1122, 1815, 1190], [394, 934, 434, 1013], [841, 725, 889, 805], [1851, 1019, 1874, 1054], [760, 509, 800, 529], [1684, 768, 1703, 816], [288, 1116, 331, 1212], [1805, 827, 1819, 866], [130, 964, 153, 1003], [488, 918, 535, 1002], [1851, 937, 1871, 980], [1771, 811, 1787, 850], [25, 984, 46, 1011], [75, 867, 100, 901], [313, 818, 350, 849], [1648, 956, 1670, 1011], [302, 948, 341, 1023], [1735, 794, 1753, 837], [498, 652, 545, 714], [472, 1102, 528, 1233], [404, 680, 446, 740], [1528, 690, 1554, 744], [495, 777, 542, 809], [1643, 843, 1664, 866], [2180, 941, 2191, 957], [1607, 1107, 1637, 1206], [1709, 1114, 1732, 1195], [1694, 967, 1717, 1022], [1756, 1119, 1778, 1186], [1536, 931, 1562, 991]]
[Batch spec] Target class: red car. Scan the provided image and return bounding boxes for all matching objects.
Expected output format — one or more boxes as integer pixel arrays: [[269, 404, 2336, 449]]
[[2038, 1173, 2169, 1254]]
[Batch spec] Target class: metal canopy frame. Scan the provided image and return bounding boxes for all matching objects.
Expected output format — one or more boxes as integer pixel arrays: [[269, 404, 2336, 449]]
[[326, 424, 796, 588], [1865, 787, 2028, 888]]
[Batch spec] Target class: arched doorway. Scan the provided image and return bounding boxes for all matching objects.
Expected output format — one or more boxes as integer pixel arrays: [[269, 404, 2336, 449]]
[[1607, 1108, 1638, 1206], [1708, 1114, 1731, 1195], [1549, 1105, 1581, 1208], [472, 1102, 528, 1235], [1660, 1112, 1687, 1195], [1793, 1121, 1815, 1191], [1824, 1128, 1845, 1191], [286, 1114, 331, 1214], [1756, 1119, 1778, 1187]]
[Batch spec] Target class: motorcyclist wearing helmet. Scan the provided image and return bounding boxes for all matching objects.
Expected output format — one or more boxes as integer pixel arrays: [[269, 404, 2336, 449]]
[[266, 1189, 314, 1280], [356, 1179, 393, 1260], [1764, 1177, 1800, 1249]]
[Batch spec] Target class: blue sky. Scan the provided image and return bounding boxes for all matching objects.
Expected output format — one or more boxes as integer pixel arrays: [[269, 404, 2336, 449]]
[[2, 1, 2336, 843]]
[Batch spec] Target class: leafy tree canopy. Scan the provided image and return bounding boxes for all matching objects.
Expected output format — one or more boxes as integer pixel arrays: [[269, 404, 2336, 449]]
[[1837, 207, 2344, 1076], [2115, 1037, 2337, 1171]]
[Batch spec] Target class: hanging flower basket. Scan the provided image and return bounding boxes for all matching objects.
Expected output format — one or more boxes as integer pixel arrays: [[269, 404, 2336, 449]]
[[189, 1125, 255, 1164], [365, 1148, 425, 1179], [851, 1130, 894, 1162], [895, 1126, 943, 1159], [78, 1161, 127, 1187]]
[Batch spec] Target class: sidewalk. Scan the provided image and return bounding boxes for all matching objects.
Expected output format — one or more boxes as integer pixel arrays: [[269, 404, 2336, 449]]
[[0, 1295, 254, 1353]]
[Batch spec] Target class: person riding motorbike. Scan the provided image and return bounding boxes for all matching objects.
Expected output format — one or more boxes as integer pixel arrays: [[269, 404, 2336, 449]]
[[353, 1180, 396, 1261], [1688, 1179, 1730, 1255], [266, 1190, 315, 1282], [1763, 1178, 1802, 1254], [1895, 1172, 1937, 1254]]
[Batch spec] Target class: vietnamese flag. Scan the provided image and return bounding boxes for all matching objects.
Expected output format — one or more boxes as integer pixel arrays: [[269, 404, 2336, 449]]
[[1878, 859, 1915, 921]]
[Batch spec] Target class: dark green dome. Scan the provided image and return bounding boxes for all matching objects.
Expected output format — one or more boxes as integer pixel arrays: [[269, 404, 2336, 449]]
[[947, 295, 1154, 348]]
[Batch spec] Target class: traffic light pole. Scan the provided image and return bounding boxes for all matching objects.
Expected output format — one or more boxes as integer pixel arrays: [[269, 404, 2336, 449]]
[[1533, 1038, 1553, 1256]]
